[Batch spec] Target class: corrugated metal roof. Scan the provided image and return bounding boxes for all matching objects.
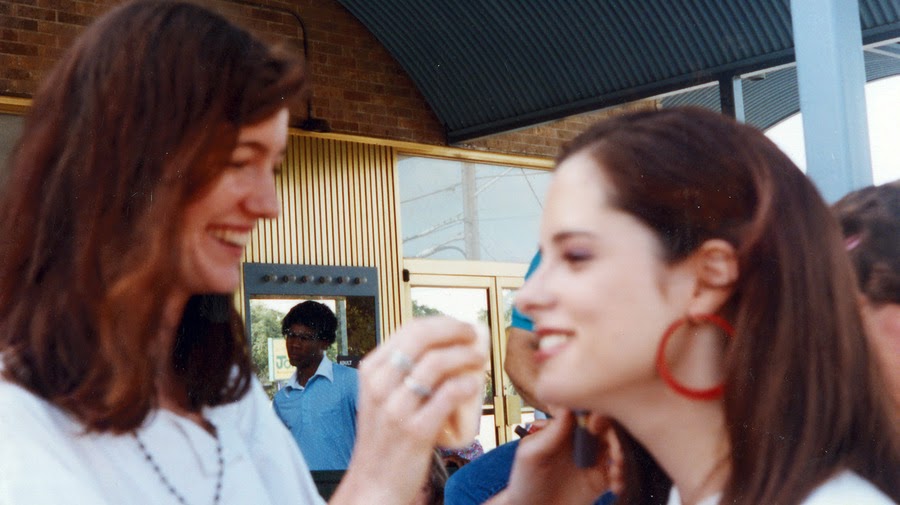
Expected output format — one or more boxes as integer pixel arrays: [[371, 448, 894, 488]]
[[662, 46, 900, 130], [335, 0, 900, 142]]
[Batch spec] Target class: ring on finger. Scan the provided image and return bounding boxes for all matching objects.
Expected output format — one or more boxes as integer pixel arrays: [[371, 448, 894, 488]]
[[403, 375, 433, 399], [389, 349, 415, 374]]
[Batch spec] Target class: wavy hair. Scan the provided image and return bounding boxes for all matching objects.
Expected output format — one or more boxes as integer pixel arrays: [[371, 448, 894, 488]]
[[282, 301, 339, 346], [832, 179, 900, 305], [0, 0, 304, 432], [558, 107, 899, 504]]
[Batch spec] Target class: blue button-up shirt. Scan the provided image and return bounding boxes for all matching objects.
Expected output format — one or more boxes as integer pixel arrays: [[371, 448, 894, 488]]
[[273, 357, 359, 470]]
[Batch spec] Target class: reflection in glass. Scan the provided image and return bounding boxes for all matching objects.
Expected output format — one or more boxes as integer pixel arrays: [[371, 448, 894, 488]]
[[410, 286, 497, 451], [249, 295, 376, 398], [398, 156, 550, 262]]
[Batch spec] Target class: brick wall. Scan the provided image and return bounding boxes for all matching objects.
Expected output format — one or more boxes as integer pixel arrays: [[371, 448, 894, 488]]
[[458, 100, 658, 159], [0, 0, 650, 158]]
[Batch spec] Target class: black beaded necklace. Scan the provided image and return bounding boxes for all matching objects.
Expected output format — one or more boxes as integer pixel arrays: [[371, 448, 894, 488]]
[[134, 427, 224, 505]]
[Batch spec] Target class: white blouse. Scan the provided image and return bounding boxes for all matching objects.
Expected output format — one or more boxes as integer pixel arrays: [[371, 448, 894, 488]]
[[0, 375, 326, 505], [666, 470, 895, 505]]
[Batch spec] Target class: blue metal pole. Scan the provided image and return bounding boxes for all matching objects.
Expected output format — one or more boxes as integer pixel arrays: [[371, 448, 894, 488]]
[[790, 0, 872, 202]]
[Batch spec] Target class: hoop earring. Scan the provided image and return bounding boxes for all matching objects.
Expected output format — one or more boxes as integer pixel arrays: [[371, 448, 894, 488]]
[[655, 314, 735, 401]]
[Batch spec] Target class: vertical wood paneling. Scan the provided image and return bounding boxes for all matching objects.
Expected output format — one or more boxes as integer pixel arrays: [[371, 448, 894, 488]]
[[242, 133, 403, 340]]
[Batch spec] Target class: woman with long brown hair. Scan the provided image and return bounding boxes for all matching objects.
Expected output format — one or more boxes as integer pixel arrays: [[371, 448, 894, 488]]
[[0, 1, 485, 503], [488, 108, 898, 504]]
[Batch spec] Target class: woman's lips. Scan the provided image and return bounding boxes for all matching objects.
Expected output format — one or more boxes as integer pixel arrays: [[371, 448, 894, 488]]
[[535, 333, 571, 361], [209, 227, 251, 248]]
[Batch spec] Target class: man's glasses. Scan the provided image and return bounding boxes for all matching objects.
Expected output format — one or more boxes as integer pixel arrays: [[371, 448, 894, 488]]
[[283, 329, 322, 341]]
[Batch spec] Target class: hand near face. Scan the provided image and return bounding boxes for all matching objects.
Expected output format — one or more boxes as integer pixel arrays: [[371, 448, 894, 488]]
[[330, 316, 488, 505], [486, 408, 620, 505]]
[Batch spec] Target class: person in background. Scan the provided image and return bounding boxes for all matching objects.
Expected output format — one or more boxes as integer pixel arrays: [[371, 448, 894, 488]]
[[490, 107, 898, 505], [438, 438, 484, 470], [503, 252, 546, 419], [0, 2, 486, 504], [445, 252, 615, 505], [832, 179, 899, 421], [274, 301, 359, 470]]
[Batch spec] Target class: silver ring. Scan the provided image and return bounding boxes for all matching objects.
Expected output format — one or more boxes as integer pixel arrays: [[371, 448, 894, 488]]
[[389, 349, 415, 374], [403, 375, 433, 399]]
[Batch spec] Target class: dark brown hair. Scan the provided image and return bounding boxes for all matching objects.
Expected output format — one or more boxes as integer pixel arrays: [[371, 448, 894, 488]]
[[0, 0, 304, 432], [425, 449, 449, 505], [559, 107, 899, 504], [283, 300, 339, 345], [832, 179, 900, 305]]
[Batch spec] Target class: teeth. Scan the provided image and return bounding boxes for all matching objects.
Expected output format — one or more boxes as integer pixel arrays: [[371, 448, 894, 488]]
[[211, 229, 250, 247], [538, 335, 568, 351]]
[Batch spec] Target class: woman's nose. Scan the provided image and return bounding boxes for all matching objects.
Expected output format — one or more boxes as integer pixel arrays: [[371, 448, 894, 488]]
[[245, 169, 280, 219], [514, 265, 550, 321]]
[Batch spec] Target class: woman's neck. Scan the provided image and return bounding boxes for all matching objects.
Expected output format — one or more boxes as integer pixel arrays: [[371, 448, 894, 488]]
[[618, 393, 731, 505]]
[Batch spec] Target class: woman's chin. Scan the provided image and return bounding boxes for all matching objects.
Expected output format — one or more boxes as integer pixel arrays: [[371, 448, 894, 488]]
[[534, 372, 581, 409]]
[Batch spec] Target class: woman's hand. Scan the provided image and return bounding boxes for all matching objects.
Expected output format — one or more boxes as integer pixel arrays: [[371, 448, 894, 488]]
[[486, 408, 620, 505], [330, 316, 488, 505]]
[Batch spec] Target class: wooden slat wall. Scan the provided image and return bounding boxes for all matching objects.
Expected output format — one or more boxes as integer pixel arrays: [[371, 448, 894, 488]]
[[239, 133, 403, 340]]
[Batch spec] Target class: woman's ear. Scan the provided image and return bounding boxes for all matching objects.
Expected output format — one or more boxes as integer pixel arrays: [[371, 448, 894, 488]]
[[687, 239, 738, 316]]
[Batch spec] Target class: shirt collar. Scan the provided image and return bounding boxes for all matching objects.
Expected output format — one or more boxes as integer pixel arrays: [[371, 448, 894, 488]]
[[286, 356, 334, 389], [666, 486, 721, 505]]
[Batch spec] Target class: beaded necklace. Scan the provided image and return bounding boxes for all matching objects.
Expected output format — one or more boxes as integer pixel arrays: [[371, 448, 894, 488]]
[[134, 426, 224, 505]]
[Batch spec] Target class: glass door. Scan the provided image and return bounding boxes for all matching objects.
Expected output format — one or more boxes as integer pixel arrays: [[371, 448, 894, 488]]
[[403, 260, 527, 452]]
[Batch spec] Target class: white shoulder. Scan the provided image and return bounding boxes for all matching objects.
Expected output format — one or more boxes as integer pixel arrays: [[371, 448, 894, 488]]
[[801, 471, 896, 505], [0, 376, 72, 436], [0, 378, 110, 504]]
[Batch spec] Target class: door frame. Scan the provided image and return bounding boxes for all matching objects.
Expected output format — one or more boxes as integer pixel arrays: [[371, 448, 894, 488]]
[[401, 259, 527, 445]]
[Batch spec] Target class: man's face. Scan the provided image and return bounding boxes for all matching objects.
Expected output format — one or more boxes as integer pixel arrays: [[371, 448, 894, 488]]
[[285, 323, 330, 369]]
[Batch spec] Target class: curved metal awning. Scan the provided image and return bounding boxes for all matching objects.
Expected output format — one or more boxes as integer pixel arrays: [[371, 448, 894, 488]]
[[335, 0, 900, 142], [662, 47, 900, 130]]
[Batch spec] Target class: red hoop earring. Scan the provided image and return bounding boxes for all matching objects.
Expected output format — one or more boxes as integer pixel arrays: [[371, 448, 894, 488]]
[[655, 314, 735, 401]]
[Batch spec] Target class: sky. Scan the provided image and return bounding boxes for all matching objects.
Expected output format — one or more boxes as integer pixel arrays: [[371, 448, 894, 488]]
[[765, 75, 900, 186]]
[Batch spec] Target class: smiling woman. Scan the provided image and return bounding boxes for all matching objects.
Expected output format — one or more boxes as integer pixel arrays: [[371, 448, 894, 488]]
[[0, 2, 488, 504], [489, 107, 899, 505], [178, 109, 288, 296]]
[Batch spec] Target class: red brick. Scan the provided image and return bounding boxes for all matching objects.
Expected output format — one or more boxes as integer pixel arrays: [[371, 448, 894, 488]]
[[17, 28, 54, 45], [35, 0, 76, 11], [342, 90, 369, 102], [0, 40, 38, 56], [36, 44, 63, 58], [15, 5, 56, 21], [0, 16, 38, 30], [265, 21, 300, 38], [57, 11, 91, 26], [74, 2, 111, 17], [2, 67, 32, 80]]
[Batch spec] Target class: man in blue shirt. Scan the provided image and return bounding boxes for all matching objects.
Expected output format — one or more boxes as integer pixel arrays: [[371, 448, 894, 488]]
[[273, 301, 359, 471]]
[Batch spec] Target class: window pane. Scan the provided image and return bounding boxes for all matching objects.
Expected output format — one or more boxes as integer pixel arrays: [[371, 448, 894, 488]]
[[410, 286, 497, 451], [0, 113, 24, 187], [398, 156, 550, 263]]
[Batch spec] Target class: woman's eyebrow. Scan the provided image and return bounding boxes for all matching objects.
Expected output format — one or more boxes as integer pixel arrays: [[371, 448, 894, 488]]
[[551, 229, 596, 244], [233, 141, 286, 159]]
